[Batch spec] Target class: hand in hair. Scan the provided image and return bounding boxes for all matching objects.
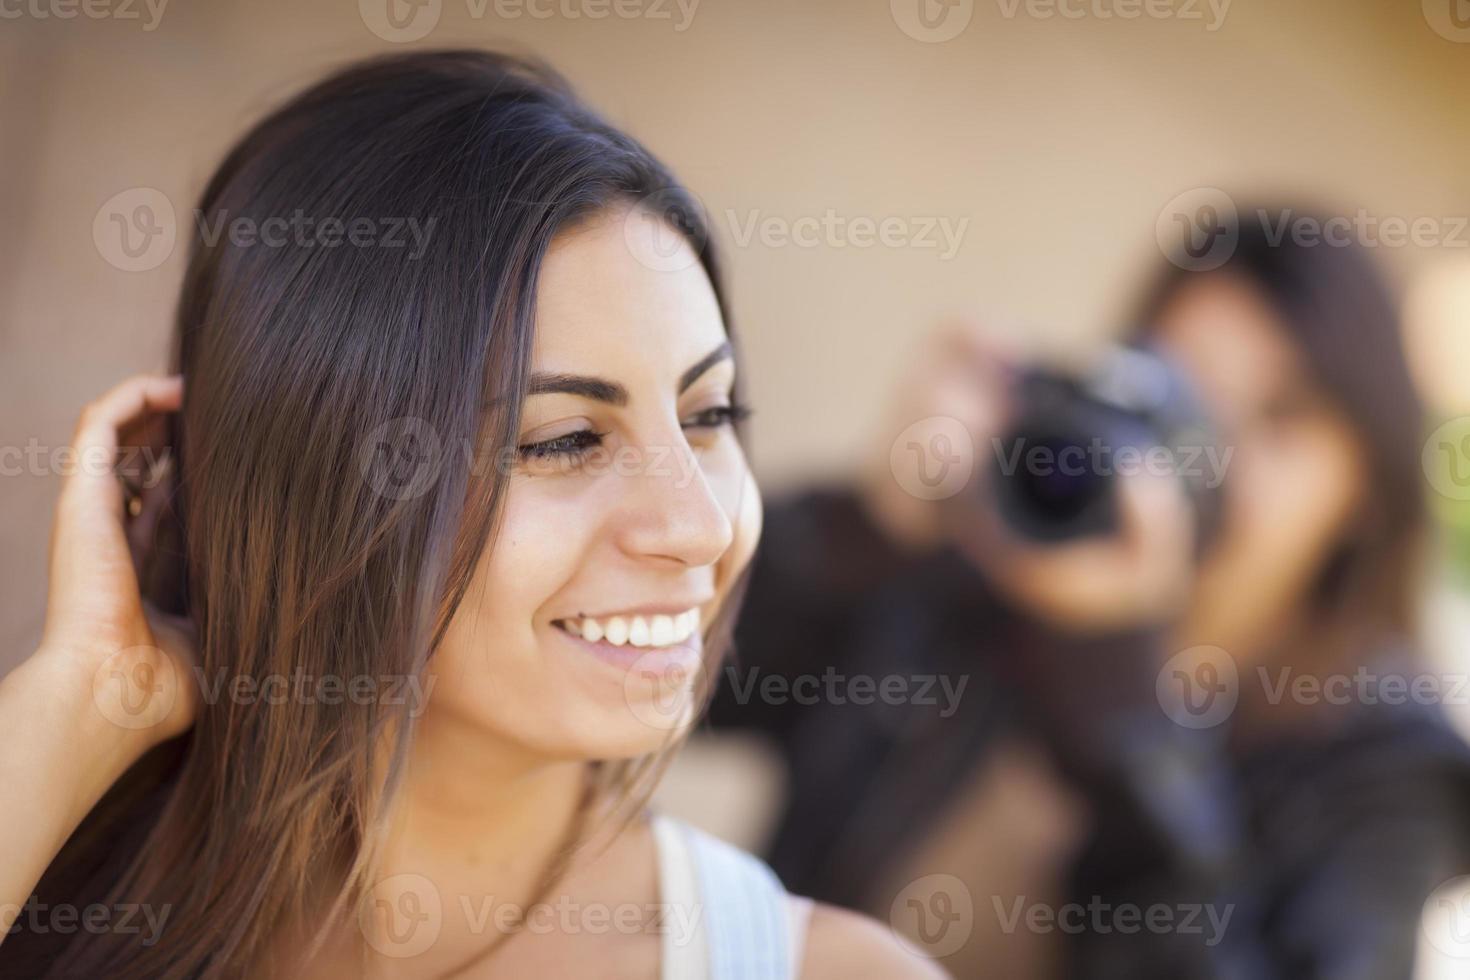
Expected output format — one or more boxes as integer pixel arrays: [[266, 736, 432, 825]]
[[0, 373, 197, 943]]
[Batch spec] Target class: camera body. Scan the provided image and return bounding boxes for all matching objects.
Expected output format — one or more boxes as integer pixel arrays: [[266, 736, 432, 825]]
[[988, 344, 1224, 546]]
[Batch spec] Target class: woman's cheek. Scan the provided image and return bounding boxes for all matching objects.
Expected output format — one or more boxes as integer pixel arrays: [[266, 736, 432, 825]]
[[1261, 424, 1362, 546], [1217, 423, 1364, 628], [479, 479, 598, 626], [707, 442, 761, 606]]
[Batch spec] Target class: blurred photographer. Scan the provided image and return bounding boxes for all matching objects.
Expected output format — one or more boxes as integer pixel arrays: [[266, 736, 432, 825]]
[[709, 210, 1470, 979]]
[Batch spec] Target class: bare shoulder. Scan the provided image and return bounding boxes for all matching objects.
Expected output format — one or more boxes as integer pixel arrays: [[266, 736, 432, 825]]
[[798, 902, 950, 980]]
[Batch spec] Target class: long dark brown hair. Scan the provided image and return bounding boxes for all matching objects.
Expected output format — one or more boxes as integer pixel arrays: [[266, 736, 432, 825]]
[[13, 49, 746, 979], [1134, 204, 1428, 659]]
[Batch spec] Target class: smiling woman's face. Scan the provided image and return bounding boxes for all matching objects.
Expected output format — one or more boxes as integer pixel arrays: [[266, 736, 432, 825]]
[[427, 206, 761, 761], [1153, 273, 1367, 661]]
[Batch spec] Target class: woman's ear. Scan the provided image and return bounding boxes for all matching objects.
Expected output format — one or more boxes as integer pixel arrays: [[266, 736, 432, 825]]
[[136, 416, 190, 619]]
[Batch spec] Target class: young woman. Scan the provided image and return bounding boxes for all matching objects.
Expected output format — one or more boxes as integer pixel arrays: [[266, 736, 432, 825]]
[[717, 211, 1470, 977], [0, 50, 942, 979]]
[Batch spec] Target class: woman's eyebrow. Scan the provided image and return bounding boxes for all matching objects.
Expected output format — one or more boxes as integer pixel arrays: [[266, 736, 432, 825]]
[[525, 374, 628, 405], [521, 340, 734, 405], [678, 340, 733, 393]]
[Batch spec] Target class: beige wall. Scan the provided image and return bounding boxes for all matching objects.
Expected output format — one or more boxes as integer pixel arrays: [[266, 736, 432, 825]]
[[3, 0, 1469, 663]]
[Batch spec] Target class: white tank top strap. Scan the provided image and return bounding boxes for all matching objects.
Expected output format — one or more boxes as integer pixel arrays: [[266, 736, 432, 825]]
[[785, 893, 814, 976], [652, 814, 812, 980]]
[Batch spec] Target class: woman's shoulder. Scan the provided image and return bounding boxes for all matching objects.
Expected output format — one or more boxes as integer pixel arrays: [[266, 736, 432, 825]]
[[651, 814, 945, 979], [798, 902, 949, 980]]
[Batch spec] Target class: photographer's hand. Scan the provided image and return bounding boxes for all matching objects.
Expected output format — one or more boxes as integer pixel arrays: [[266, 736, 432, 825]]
[[960, 465, 1198, 633], [0, 374, 196, 939], [868, 316, 1197, 633], [863, 315, 1018, 551]]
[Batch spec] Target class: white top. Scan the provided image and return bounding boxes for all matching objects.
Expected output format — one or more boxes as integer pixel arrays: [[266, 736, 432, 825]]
[[651, 814, 814, 980]]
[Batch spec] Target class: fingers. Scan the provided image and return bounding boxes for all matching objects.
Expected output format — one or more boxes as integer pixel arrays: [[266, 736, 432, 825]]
[[1114, 469, 1197, 612], [1117, 468, 1196, 566], [60, 374, 183, 516], [966, 469, 1197, 632], [46, 375, 184, 651], [73, 374, 183, 446], [933, 314, 1021, 365]]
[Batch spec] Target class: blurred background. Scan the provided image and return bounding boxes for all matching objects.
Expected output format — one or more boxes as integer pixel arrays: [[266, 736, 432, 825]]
[[4, 1, 1470, 976], [5, 0, 1470, 635]]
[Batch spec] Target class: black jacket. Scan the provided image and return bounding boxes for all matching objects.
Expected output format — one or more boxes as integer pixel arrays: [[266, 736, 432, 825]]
[[708, 488, 1470, 980]]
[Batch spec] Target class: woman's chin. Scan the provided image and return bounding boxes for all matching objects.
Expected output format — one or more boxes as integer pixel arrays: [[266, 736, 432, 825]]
[[497, 692, 701, 763], [570, 692, 701, 761]]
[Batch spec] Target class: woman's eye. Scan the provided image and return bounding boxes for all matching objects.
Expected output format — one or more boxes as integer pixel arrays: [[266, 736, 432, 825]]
[[517, 429, 605, 460], [681, 403, 752, 430], [515, 404, 749, 467]]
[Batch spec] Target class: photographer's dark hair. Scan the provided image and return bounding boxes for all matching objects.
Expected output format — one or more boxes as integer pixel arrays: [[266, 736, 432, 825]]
[[1132, 206, 1427, 648]]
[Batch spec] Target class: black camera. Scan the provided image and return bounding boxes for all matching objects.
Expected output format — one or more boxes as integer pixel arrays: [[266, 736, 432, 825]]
[[988, 344, 1225, 545]]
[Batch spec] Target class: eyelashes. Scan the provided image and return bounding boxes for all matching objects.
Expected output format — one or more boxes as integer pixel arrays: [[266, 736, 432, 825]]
[[518, 428, 607, 460], [681, 403, 753, 431], [516, 402, 752, 462]]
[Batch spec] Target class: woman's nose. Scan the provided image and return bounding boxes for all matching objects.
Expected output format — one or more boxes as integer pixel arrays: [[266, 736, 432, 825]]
[[612, 439, 734, 568]]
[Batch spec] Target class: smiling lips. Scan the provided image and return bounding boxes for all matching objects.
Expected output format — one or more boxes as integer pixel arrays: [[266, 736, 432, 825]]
[[555, 608, 702, 648]]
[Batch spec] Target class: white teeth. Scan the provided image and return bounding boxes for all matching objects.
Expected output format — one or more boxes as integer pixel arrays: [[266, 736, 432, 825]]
[[563, 607, 702, 649]]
